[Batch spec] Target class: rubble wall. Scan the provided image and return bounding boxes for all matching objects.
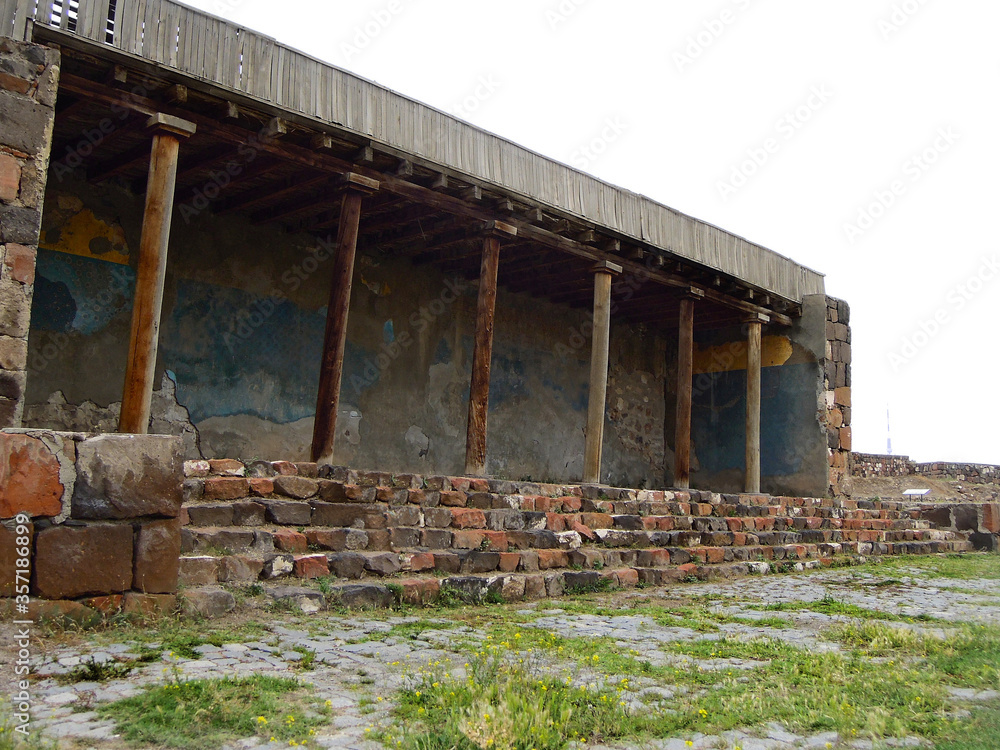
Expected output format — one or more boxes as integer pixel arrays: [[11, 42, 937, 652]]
[[0, 38, 58, 428]]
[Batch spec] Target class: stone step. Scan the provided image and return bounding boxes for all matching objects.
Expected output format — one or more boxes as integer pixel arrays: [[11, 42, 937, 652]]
[[178, 534, 973, 589], [179, 538, 977, 618]]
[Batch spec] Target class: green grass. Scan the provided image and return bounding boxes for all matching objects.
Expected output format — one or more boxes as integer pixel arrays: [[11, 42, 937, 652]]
[[0, 714, 59, 749], [934, 700, 1000, 750], [98, 674, 329, 749], [856, 552, 1000, 580], [103, 620, 269, 660], [754, 593, 939, 623]]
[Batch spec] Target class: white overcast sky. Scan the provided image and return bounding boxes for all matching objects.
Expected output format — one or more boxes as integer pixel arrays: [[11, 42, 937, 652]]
[[180, 0, 999, 464]]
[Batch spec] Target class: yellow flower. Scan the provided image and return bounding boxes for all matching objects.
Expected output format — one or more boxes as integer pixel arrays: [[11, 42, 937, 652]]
[[256, 716, 268, 724]]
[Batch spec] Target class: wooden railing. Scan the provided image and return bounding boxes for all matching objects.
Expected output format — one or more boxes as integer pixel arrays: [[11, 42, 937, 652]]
[[0, 0, 825, 302]]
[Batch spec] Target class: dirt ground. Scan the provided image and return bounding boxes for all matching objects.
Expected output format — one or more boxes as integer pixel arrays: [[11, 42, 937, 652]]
[[849, 474, 1000, 503]]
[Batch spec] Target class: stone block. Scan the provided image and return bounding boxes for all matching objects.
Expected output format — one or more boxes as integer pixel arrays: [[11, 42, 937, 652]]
[[186, 504, 234, 527], [203, 477, 249, 500], [0, 89, 53, 155], [208, 458, 244, 476], [390, 527, 420, 549], [181, 587, 236, 618], [273, 528, 308, 553], [328, 552, 366, 579], [123, 593, 177, 619], [262, 554, 294, 579], [0, 153, 19, 203], [0, 277, 30, 338], [2, 243, 34, 284], [232, 501, 266, 526], [218, 555, 264, 583], [263, 500, 312, 525], [248, 478, 273, 497], [0, 431, 65, 518], [0, 335, 27, 371], [450, 508, 486, 529], [178, 556, 218, 586], [134, 518, 181, 594], [366, 552, 401, 576], [0, 519, 30, 595], [34, 523, 133, 599], [294, 554, 329, 579], [834, 386, 851, 408], [982, 504, 999, 534], [184, 460, 211, 477], [398, 578, 439, 605], [0, 204, 40, 244], [336, 583, 394, 609], [72, 434, 182, 520], [273, 475, 319, 499]]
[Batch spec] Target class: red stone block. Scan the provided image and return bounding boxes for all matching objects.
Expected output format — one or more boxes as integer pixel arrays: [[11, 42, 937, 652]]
[[134, 518, 181, 594], [0, 154, 20, 203], [407, 489, 426, 505], [399, 578, 440, 605], [498, 552, 520, 572], [561, 496, 582, 512], [439, 491, 467, 507], [82, 595, 124, 616], [482, 531, 508, 550], [546, 513, 566, 532], [293, 554, 329, 579], [451, 530, 485, 549], [209, 459, 245, 476], [406, 552, 436, 572], [613, 568, 639, 587], [249, 478, 274, 497], [450, 508, 486, 529], [271, 460, 298, 475], [468, 478, 490, 492], [570, 521, 596, 541], [0, 432, 64, 518], [519, 496, 535, 511], [274, 528, 308, 553], [537, 549, 568, 569], [580, 512, 612, 529], [982, 504, 999, 534], [3, 243, 35, 285], [203, 477, 249, 501], [448, 477, 471, 492]]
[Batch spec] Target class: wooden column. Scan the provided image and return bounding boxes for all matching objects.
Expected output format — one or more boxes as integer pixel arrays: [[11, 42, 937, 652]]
[[119, 114, 196, 434], [311, 173, 380, 464], [583, 260, 622, 484], [673, 287, 704, 489], [744, 313, 768, 493], [465, 220, 517, 476]]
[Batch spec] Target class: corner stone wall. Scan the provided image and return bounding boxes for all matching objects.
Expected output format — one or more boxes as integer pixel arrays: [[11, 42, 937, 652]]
[[0, 429, 182, 624], [0, 38, 59, 428], [824, 297, 851, 496]]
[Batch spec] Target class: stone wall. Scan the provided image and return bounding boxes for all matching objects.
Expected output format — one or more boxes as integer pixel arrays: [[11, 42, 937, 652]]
[[918, 502, 999, 551], [852, 452, 912, 478], [850, 453, 1000, 484], [0, 39, 59, 428], [0, 429, 182, 624], [824, 297, 852, 496]]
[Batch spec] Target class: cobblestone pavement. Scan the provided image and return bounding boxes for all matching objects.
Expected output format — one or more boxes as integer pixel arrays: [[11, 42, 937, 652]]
[[7, 564, 1000, 750]]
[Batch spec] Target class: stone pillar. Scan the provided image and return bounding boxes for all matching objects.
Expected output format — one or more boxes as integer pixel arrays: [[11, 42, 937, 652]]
[[119, 114, 197, 434], [673, 287, 703, 489], [465, 220, 516, 477], [311, 173, 379, 465], [583, 260, 622, 484], [0, 38, 59, 428], [824, 297, 852, 495], [744, 313, 767, 493]]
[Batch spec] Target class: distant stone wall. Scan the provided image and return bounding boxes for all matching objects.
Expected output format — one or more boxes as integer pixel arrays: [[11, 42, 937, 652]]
[[851, 453, 1000, 485], [918, 502, 999, 551], [0, 38, 59, 428], [852, 452, 912, 478], [0, 429, 182, 624]]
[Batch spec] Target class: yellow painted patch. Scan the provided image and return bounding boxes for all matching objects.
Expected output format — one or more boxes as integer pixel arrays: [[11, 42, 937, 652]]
[[693, 336, 793, 374], [39, 209, 129, 265]]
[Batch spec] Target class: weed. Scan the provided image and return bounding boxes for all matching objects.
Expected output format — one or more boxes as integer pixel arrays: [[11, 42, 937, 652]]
[[99, 674, 330, 749]]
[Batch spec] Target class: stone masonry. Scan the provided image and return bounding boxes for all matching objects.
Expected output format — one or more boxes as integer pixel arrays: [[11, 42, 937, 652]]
[[824, 296, 852, 496], [0, 38, 58, 428], [0, 429, 183, 625]]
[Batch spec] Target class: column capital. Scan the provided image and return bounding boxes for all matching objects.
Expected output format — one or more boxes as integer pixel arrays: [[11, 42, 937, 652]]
[[338, 172, 380, 195], [145, 113, 197, 139], [481, 219, 517, 238], [591, 260, 623, 276], [744, 312, 770, 325]]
